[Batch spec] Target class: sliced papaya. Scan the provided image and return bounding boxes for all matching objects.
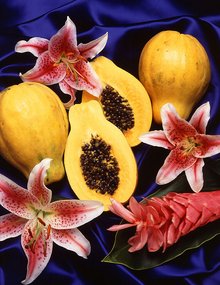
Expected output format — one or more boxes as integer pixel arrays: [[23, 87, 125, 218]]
[[64, 100, 137, 211], [82, 56, 152, 147]]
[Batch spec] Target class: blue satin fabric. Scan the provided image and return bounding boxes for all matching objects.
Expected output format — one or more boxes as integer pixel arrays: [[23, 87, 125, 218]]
[[1, 1, 220, 284]]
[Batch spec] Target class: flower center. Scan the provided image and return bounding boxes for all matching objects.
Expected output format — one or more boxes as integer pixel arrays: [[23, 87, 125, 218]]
[[25, 212, 51, 256], [180, 136, 201, 155], [61, 52, 87, 81]]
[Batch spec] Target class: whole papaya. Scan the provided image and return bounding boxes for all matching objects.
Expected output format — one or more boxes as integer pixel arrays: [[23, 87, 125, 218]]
[[139, 30, 211, 124], [0, 82, 68, 184]]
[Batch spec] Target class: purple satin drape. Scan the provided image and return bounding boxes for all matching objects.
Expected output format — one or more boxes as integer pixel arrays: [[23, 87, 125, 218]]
[[1, 1, 220, 284]]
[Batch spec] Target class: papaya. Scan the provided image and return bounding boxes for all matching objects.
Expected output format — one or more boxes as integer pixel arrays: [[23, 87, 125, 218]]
[[0, 82, 68, 184], [64, 100, 137, 211], [82, 56, 152, 147], [139, 30, 211, 124]]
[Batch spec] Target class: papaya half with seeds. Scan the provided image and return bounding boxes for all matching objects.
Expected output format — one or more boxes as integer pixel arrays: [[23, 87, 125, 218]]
[[82, 56, 152, 147], [0, 82, 69, 184], [64, 100, 138, 211]]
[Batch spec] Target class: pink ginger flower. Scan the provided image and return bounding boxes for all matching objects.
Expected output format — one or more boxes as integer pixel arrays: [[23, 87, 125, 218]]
[[15, 16, 108, 108], [0, 158, 104, 284], [139, 102, 220, 193], [108, 191, 220, 253]]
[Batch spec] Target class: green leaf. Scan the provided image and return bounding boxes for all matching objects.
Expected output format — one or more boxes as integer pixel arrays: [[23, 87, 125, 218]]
[[102, 158, 220, 270]]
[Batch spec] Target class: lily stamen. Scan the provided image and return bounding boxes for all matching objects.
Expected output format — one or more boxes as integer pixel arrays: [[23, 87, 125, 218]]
[[64, 59, 85, 80], [77, 54, 88, 62], [25, 237, 37, 254], [43, 242, 47, 257], [30, 241, 37, 254], [46, 224, 51, 240], [28, 228, 33, 238], [37, 217, 46, 226]]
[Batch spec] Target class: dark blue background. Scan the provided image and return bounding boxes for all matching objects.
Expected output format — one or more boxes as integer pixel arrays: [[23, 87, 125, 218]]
[[1, 1, 220, 284]]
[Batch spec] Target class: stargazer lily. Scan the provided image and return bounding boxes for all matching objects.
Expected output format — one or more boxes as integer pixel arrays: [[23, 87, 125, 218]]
[[139, 102, 220, 193], [15, 16, 108, 108], [0, 158, 104, 284]]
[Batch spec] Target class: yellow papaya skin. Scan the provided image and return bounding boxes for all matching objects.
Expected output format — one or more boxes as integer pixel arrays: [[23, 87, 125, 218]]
[[139, 30, 211, 124], [64, 100, 138, 211], [82, 56, 152, 147], [0, 82, 69, 184]]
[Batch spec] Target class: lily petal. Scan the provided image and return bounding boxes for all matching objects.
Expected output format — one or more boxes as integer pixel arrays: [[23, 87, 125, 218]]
[[0, 175, 41, 219], [156, 147, 197, 185], [161, 103, 197, 145], [59, 79, 76, 108], [49, 16, 78, 62], [189, 102, 210, 134], [46, 200, 104, 229], [78, 32, 108, 59], [27, 158, 52, 206], [139, 130, 174, 149], [185, 158, 205, 192], [21, 51, 66, 84], [109, 198, 136, 224], [64, 60, 102, 96], [52, 228, 91, 259], [21, 220, 53, 285], [194, 134, 220, 158], [15, 37, 49, 57], [0, 213, 26, 241]]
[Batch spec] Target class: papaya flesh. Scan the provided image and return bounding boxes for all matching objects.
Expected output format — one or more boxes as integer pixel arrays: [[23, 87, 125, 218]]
[[82, 56, 152, 147], [0, 82, 69, 184], [64, 100, 138, 211]]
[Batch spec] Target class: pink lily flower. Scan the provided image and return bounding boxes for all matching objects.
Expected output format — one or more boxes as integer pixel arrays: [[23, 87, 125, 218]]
[[139, 102, 220, 193], [0, 158, 104, 284], [15, 16, 108, 108], [108, 190, 220, 252]]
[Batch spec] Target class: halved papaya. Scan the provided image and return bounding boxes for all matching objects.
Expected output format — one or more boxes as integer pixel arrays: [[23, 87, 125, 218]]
[[64, 100, 137, 211], [82, 56, 152, 147]]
